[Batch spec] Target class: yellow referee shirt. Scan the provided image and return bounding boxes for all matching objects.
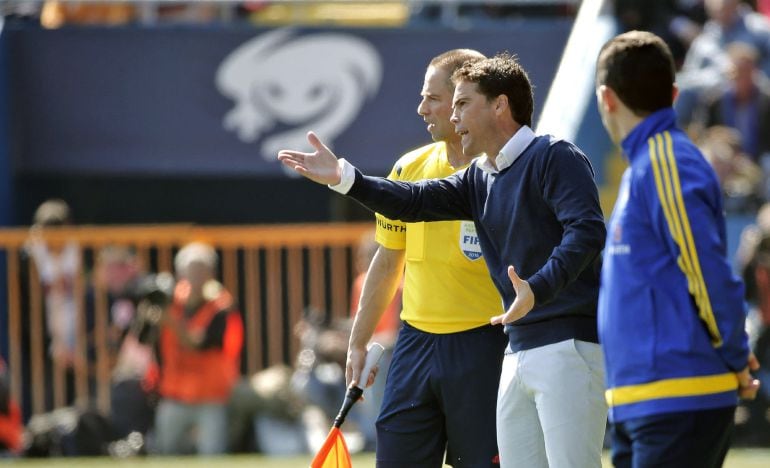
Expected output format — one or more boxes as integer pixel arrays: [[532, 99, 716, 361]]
[[375, 142, 502, 333]]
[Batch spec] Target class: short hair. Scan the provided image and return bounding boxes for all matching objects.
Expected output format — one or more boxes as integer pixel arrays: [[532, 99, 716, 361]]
[[596, 30, 675, 116], [174, 242, 218, 277], [33, 199, 71, 227], [429, 48, 486, 86], [451, 52, 534, 127], [726, 41, 759, 65], [97, 244, 138, 266]]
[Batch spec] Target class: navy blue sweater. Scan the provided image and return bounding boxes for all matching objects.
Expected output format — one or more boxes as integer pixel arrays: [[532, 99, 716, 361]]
[[348, 135, 606, 351]]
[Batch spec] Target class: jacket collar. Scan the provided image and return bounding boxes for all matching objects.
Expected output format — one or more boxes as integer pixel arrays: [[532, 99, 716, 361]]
[[621, 107, 678, 164]]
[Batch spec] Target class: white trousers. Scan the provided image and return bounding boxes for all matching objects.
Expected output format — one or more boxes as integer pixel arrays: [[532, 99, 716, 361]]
[[497, 339, 608, 468]]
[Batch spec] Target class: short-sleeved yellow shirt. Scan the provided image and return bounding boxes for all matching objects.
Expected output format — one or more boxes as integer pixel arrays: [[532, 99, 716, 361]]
[[375, 142, 502, 333]]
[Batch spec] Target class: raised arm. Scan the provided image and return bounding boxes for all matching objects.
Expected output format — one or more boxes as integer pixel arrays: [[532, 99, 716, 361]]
[[279, 132, 474, 222]]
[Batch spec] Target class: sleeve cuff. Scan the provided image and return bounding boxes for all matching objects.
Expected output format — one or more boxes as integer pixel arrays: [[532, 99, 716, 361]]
[[527, 274, 553, 306], [328, 159, 355, 194]]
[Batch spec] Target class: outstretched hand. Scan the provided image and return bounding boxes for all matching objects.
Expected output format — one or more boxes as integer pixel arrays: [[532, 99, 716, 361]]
[[490, 265, 535, 325], [277, 132, 342, 185]]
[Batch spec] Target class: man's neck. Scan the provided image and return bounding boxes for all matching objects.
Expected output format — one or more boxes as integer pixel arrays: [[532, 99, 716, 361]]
[[445, 138, 473, 168], [616, 112, 644, 144], [485, 123, 522, 170]]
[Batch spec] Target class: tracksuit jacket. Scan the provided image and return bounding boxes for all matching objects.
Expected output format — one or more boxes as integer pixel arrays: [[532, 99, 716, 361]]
[[599, 107, 750, 423]]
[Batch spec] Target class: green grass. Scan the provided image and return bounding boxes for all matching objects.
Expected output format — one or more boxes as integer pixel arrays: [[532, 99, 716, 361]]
[[6, 449, 770, 467]]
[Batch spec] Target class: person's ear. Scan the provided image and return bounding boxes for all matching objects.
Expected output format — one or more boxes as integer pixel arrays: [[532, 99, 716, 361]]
[[598, 85, 617, 113], [672, 84, 679, 104], [495, 94, 509, 116]]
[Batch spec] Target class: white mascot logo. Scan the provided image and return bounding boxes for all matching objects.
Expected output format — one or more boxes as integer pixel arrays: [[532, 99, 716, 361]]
[[216, 29, 382, 164]]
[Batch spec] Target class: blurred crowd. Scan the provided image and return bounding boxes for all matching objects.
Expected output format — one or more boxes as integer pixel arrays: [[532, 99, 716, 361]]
[[614, 1, 770, 214], [0, 199, 398, 458], [3, 0, 770, 458], [0, 0, 578, 28]]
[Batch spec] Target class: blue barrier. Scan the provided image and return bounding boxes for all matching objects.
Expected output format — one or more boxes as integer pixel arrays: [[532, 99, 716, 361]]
[[5, 21, 572, 177]]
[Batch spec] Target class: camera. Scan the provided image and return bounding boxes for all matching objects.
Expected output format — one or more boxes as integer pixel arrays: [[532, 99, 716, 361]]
[[129, 273, 175, 346]]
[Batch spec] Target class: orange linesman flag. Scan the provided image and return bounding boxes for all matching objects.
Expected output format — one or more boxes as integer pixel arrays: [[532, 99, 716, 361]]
[[310, 427, 353, 468], [309, 343, 384, 468]]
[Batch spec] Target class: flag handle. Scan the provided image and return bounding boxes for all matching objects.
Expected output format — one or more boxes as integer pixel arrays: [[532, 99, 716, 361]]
[[333, 342, 384, 428]]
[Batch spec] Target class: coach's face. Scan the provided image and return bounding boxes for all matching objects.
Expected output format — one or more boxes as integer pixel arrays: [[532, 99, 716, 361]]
[[451, 80, 495, 157]]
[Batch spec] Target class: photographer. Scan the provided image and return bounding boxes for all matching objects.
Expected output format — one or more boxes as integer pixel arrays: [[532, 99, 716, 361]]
[[108, 271, 174, 446], [154, 242, 243, 455]]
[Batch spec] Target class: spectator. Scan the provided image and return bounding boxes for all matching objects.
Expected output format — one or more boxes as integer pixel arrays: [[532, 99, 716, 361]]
[[733, 203, 770, 444], [227, 313, 359, 456], [153, 242, 243, 455], [93, 246, 158, 441], [693, 41, 770, 163], [93, 245, 145, 353], [40, 0, 136, 28], [683, 0, 770, 76], [614, 0, 706, 67], [699, 125, 764, 214], [677, 0, 770, 124], [25, 199, 80, 370]]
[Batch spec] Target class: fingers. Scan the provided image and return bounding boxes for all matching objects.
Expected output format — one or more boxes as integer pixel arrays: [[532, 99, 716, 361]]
[[346, 347, 366, 388], [277, 150, 308, 163], [749, 352, 760, 371], [739, 378, 760, 400], [307, 131, 329, 153], [277, 151, 310, 175], [364, 365, 379, 388], [507, 265, 520, 285], [490, 313, 505, 326]]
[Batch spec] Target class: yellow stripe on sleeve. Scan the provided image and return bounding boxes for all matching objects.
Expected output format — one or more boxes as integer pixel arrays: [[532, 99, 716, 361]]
[[662, 131, 722, 346], [647, 133, 722, 347]]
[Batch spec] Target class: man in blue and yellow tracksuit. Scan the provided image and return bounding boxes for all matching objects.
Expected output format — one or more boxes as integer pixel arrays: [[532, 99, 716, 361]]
[[596, 31, 760, 467]]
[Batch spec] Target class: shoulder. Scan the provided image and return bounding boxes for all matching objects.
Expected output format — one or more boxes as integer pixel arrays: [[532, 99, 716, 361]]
[[641, 130, 717, 189], [391, 142, 444, 179], [539, 136, 593, 169], [543, 135, 581, 153]]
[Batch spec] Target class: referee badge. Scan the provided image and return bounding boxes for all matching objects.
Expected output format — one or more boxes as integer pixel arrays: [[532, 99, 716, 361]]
[[459, 221, 483, 260]]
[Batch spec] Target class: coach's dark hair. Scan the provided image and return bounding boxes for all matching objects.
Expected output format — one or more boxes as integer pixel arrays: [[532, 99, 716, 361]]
[[451, 52, 534, 127], [429, 49, 486, 86], [596, 30, 675, 116]]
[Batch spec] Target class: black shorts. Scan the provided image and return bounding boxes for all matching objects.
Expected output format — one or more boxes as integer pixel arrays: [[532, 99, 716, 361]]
[[375, 321, 508, 468]]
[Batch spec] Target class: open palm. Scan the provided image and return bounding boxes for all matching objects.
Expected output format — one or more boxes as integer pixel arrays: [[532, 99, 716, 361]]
[[277, 131, 342, 185], [491, 265, 535, 325]]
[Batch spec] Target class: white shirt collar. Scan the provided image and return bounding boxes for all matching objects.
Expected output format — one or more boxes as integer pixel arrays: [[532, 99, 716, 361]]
[[477, 125, 536, 174]]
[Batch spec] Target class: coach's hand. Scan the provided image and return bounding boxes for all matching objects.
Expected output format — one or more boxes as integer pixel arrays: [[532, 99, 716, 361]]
[[737, 352, 761, 400], [278, 131, 342, 185], [491, 265, 534, 325]]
